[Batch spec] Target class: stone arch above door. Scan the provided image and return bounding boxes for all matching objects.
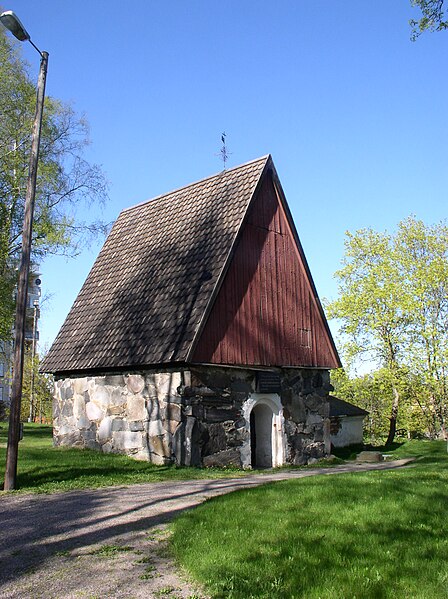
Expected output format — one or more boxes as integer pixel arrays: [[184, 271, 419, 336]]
[[241, 393, 286, 468]]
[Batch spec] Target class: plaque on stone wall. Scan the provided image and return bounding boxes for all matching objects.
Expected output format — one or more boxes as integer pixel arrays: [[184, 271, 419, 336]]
[[256, 372, 281, 393]]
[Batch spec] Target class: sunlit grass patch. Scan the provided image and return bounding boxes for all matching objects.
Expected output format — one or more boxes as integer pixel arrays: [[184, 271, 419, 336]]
[[171, 441, 448, 599], [89, 544, 134, 557], [0, 423, 247, 493]]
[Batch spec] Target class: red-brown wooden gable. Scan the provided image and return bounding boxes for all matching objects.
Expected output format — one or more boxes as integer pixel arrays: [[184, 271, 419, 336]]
[[192, 173, 340, 368]]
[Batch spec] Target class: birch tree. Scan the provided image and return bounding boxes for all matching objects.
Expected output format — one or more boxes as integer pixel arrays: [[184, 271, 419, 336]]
[[0, 31, 108, 341], [328, 217, 448, 443], [397, 218, 448, 438]]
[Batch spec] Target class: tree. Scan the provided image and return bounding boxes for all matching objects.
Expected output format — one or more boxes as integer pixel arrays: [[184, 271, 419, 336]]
[[397, 217, 448, 438], [410, 0, 448, 39], [0, 31, 108, 342], [20, 352, 53, 423], [328, 216, 448, 444], [326, 227, 407, 445], [331, 367, 432, 443]]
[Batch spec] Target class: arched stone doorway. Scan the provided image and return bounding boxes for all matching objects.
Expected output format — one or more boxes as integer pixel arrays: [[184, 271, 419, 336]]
[[241, 393, 285, 469]]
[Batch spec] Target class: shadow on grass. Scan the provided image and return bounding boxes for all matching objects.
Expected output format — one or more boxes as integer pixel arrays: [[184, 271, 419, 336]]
[[331, 441, 406, 461], [14, 459, 191, 490], [0, 424, 243, 492], [0, 423, 50, 438], [332, 439, 447, 463]]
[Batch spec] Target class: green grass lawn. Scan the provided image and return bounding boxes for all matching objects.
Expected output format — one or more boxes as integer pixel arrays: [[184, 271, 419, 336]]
[[171, 440, 448, 599], [0, 422, 247, 493], [2, 425, 447, 597]]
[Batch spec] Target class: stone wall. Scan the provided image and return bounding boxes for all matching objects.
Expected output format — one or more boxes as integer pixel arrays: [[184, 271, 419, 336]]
[[53, 366, 332, 467]]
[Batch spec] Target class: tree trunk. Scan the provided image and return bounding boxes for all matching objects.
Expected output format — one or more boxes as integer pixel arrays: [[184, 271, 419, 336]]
[[427, 393, 448, 441], [385, 386, 400, 447]]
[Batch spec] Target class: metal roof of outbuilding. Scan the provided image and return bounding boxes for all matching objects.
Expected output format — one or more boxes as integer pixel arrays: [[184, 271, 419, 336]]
[[329, 396, 369, 417]]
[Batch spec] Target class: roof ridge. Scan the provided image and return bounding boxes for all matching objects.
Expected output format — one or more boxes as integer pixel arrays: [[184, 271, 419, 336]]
[[121, 155, 270, 214]]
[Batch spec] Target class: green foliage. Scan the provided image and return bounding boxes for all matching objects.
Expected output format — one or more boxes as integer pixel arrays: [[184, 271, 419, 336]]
[[171, 441, 448, 599], [0, 349, 53, 423], [19, 352, 53, 422], [327, 227, 404, 369], [0, 31, 108, 341], [0, 271, 14, 344], [331, 368, 432, 442], [89, 544, 134, 557], [410, 0, 448, 39], [397, 218, 448, 437], [328, 216, 448, 442]]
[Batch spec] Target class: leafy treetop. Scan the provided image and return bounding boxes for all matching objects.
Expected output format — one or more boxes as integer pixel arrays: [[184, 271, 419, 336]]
[[410, 0, 448, 39], [0, 31, 109, 342]]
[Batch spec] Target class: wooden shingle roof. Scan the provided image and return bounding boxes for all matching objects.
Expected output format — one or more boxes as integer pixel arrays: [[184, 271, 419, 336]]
[[42, 156, 270, 374]]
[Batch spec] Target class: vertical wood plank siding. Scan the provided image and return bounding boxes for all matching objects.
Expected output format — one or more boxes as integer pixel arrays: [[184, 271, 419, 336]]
[[193, 175, 340, 368]]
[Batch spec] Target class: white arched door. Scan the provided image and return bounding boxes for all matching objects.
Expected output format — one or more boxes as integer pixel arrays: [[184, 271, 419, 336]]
[[242, 393, 285, 468]]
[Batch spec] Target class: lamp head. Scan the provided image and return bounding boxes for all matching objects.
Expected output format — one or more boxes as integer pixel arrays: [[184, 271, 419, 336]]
[[0, 10, 30, 42]]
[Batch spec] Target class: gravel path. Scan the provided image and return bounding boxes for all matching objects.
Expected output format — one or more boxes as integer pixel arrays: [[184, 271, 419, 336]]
[[0, 459, 413, 599]]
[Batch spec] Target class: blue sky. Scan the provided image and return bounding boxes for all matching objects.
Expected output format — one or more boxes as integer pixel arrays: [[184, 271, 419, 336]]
[[5, 1, 447, 351]]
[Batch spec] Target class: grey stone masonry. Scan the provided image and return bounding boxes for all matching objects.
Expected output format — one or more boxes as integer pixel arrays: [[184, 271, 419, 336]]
[[53, 366, 333, 467]]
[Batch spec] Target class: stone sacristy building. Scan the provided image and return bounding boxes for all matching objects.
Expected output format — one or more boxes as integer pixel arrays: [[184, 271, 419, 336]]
[[42, 156, 341, 468]]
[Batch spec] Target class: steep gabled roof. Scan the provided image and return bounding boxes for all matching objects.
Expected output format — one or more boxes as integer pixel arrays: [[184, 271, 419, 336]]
[[42, 156, 270, 374], [192, 167, 341, 369], [42, 155, 341, 375]]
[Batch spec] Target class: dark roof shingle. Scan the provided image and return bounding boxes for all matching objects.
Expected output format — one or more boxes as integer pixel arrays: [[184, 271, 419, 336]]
[[329, 396, 369, 417], [42, 156, 269, 374]]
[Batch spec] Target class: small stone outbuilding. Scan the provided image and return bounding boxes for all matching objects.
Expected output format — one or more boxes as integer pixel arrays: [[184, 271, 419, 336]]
[[329, 396, 368, 448], [42, 156, 341, 467]]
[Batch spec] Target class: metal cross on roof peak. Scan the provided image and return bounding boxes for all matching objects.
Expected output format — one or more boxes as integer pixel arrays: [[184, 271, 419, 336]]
[[218, 132, 232, 169]]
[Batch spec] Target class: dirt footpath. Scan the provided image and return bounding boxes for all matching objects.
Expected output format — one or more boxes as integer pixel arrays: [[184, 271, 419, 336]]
[[0, 459, 413, 599]]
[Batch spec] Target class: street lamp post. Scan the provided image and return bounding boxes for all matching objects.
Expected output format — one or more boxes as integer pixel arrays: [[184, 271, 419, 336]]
[[28, 299, 40, 423], [0, 10, 49, 491]]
